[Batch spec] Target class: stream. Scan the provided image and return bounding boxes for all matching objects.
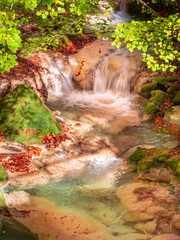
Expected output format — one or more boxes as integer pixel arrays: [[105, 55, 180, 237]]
[[1, 6, 180, 240]]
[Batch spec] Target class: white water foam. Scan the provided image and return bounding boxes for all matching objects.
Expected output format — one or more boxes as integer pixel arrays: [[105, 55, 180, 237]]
[[46, 59, 74, 96], [93, 48, 131, 97]]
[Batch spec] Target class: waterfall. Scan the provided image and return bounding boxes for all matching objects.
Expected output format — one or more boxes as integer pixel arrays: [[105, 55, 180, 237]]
[[93, 48, 131, 97], [46, 58, 74, 96]]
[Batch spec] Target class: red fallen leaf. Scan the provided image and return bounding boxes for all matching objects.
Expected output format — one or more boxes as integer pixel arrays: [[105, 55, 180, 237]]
[[74, 123, 81, 127]]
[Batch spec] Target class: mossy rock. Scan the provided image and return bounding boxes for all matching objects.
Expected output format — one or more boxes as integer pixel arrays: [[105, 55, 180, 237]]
[[167, 156, 180, 171], [0, 84, 63, 144], [128, 148, 148, 163], [146, 102, 156, 114], [158, 76, 178, 85], [167, 84, 180, 95], [146, 90, 165, 114], [0, 165, 8, 182], [173, 90, 180, 104], [129, 146, 180, 180], [140, 76, 178, 94], [175, 160, 180, 181], [140, 79, 158, 93], [137, 147, 170, 172], [138, 156, 154, 172]]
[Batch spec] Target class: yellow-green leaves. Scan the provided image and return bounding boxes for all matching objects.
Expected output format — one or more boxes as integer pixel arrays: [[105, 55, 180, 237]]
[[112, 13, 180, 72]]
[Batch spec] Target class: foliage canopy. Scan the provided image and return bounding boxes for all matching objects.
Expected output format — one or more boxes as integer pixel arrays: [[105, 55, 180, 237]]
[[0, 0, 107, 73], [112, 0, 180, 72], [0, 0, 179, 73]]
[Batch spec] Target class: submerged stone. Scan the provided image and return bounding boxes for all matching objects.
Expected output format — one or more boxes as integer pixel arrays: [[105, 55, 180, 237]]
[[0, 84, 63, 144]]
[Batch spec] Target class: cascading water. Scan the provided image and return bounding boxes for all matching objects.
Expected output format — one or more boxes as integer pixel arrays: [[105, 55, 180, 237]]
[[93, 48, 130, 97], [46, 47, 136, 114], [45, 58, 74, 96]]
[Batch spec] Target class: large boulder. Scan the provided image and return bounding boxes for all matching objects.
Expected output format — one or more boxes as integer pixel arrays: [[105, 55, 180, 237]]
[[0, 84, 63, 144], [69, 40, 143, 90], [69, 40, 117, 90]]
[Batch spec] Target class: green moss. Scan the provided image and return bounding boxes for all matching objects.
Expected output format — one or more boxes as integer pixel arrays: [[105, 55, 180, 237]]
[[175, 160, 180, 181], [146, 90, 165, 114], [140, 76, 178, 94], [158, 76, 178, 85], [136, 147, 170, 172], [0, 84, 63, 144], [0, 165, 8, 183], [167, 156, 180, 170], [140, 79, 158, 93], [167, 84, 180, 94], [146, 102, 156, 114], [128, 148, 148, 163], [173, 90, 180, 104]]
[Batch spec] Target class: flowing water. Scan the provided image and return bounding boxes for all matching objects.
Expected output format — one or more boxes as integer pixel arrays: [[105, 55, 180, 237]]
[[1, 7, 180, 240]]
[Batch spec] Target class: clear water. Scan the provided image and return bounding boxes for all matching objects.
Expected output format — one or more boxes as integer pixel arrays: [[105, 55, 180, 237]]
[[1, 7, 179, 239], [2, 92, 179, 239]]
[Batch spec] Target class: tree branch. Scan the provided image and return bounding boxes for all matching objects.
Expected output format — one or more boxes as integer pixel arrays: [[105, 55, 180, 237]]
[[139, 0, 161, 16]]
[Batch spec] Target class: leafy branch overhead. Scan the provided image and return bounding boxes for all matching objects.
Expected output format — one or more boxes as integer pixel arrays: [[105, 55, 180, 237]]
[[0, 0, 109, 73], [0, 0, 179, 73], [112, 0, 180, 72]]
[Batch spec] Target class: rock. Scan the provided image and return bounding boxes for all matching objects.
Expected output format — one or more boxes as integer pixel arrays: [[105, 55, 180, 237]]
[[126, 146, 179, 179], [164, 106, 180, 124], [118, 232, 148, 240], [69, 40, 116, 90], [163, 141, 178, 149], [116, 183, 155, 222], [4, 191, 31, 208], [172, 214, 180, 230], [0, 142, 26, 154], [134, 73, 153, 95], [146, 206, 166, 216], [103, 110, 141, 134], [151, 234, 180, 240], [112, 135, 139, 156], [12, 196, 114, 240], [0, 56, 48, 102], [120, 145, 155, 161], [134, 219, 157, 233], [0, 84, 63, 144], [173, 98, 180, 109], [146, 90, 165, 114], [110, 225, 136, 235]]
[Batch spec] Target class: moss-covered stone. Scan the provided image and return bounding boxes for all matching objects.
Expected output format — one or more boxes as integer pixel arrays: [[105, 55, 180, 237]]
[[140, 76, 178, 94], [128, 148, 148, 163], [175, 160, 180, 181], [167, 84, 180, 95], [158, 76, 178, 85], [0, 84, 63, 144], [140, 79, 158, 93], [167, 156, 180, 171], [146, 102, 156, 114], [137, 147, 170, 172], [173, 90, 180, 104], [128, 146, 180, 181], [146, 90, 165, 114]]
